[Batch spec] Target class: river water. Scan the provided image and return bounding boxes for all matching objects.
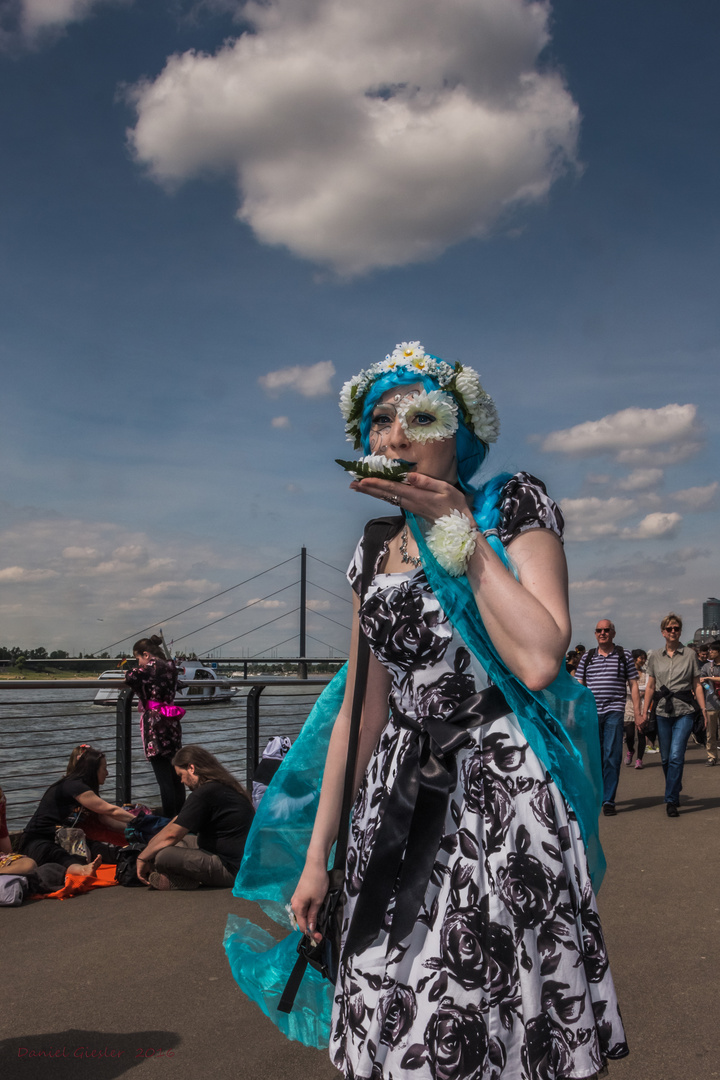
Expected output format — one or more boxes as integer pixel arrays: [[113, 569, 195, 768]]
[[0, 683, 326, 831]]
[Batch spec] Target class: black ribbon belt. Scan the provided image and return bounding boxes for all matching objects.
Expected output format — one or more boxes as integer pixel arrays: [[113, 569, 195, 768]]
[[342, 683, 509, 960]]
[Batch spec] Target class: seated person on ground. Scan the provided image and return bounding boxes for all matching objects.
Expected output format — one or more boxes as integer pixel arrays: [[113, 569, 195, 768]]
[[19, 748, 135, 875], [63, 743, 134, 846], [0, 786, 37, 877], [137, 744, 254, 891]]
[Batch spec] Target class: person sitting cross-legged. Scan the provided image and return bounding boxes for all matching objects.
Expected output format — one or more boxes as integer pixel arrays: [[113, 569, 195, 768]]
[[137, 745, 254, 891]]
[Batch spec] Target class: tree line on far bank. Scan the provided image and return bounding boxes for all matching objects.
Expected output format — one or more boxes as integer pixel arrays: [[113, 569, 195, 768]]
[[0, 646, 125, 666]]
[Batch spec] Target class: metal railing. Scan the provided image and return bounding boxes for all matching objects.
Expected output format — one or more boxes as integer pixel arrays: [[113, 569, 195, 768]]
[[0, 676, 333, 831]]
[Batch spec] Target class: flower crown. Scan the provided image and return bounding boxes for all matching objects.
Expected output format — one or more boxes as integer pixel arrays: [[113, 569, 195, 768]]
[[339, 341, 500, 450]]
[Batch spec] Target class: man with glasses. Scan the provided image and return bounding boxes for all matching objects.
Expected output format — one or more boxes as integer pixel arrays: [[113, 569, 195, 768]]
[[575, 619, 640, 817], [642, 613, 707, 817]]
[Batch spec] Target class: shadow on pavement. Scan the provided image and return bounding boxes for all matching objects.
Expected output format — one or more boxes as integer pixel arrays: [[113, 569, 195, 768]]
[[0, 1030, 182, 1080]]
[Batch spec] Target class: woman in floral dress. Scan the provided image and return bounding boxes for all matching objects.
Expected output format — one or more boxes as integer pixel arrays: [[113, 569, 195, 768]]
[[125, 635, 185, 816], [291, 343, 628, 1080]]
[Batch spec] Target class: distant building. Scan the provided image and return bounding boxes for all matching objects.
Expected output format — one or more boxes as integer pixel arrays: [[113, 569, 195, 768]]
[[694, 596, 720, 644]]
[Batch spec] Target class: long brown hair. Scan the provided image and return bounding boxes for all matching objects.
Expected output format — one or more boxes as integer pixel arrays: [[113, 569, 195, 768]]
[[172, 745, 251, 803], [62, 747, 106, 795]]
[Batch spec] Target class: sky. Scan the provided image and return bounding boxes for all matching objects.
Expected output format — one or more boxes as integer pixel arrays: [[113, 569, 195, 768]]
[[0, 0, 718, 658]]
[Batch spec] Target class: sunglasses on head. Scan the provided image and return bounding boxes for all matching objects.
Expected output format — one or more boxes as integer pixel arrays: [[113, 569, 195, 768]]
[[595, 628, 611, 634], [664, 625, 681, 632]]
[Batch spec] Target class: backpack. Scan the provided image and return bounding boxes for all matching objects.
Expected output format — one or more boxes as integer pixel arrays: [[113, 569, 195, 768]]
[[0, 874, 28, 906], [579, 645, 631, 685]]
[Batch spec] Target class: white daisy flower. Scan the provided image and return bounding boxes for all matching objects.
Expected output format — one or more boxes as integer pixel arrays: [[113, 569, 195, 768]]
[[339, 378, 356, 420], [397, 389, 458, 443]]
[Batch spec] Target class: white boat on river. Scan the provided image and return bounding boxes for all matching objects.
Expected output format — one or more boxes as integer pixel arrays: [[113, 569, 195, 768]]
[[93, 662, 234, 706]]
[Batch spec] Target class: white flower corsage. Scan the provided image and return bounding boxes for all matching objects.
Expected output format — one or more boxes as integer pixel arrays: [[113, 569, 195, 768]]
[[426, 510, 479, 577], [335, 454, 413, 480], [397, 389, 458, 443]]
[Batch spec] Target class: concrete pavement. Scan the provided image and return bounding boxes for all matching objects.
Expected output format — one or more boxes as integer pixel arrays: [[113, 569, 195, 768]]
[[1, 738, 719, 1080]]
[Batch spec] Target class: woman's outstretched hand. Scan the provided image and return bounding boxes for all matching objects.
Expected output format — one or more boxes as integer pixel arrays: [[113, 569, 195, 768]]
[[291, 860, 329, 943], [350, 472, 471, 524]]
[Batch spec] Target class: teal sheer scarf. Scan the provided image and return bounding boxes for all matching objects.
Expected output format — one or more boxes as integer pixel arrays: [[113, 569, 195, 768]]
[[224, 667, 347, 1047], [405, 509, 605, 889]]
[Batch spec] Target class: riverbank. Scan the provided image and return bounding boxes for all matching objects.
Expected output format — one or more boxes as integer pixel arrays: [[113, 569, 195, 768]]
[[0, 670, 106, 680]]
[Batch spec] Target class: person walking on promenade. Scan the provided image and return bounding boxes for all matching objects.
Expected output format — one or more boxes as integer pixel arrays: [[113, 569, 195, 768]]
[[642, 613, 707, 816], [266, 342, 629, 1078], [125, 635, 185, 817], [575, 619, 640, 816], [624, 649, 648, 769], [699, 639, 720, 767]]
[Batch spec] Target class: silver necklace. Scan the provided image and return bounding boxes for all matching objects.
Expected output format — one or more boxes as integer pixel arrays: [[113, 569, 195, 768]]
[[400, 526, 421, 568]]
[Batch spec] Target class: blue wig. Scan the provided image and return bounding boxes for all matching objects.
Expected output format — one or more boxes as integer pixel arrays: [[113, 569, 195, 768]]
[[358, 363, 511, 567]]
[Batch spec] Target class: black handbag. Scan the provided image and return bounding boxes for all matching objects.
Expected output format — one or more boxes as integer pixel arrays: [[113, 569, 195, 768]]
[[278, 516, 400, 1014], [115, 845, 146, 887]]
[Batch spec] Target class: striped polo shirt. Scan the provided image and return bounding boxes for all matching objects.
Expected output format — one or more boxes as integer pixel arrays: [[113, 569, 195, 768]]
[[575, 646, 637, 715]]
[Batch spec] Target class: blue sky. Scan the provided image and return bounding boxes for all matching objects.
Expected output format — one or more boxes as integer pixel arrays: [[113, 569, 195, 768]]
[[0, 0, 718, 656]]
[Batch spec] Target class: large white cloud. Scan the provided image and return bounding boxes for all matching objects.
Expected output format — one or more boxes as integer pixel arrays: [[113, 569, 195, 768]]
[[541, 404, 697, 457], [127, 0, 580, 275]]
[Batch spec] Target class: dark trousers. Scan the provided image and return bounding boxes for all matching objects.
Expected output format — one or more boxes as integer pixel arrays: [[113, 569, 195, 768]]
[[150, 755, 185, 817], [623, 720, 646, 760]]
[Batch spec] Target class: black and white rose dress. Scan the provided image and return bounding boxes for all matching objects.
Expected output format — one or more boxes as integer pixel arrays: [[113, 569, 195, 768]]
[[331, 474, 628, 1080]]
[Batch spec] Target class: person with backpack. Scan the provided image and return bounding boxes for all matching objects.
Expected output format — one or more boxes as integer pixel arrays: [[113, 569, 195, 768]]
[[575, 619, 640, 816]]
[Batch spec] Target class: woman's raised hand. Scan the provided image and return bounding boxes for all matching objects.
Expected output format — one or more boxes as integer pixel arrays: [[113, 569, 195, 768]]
[[350, 472, 471, 524], [291, 860, 329, 943]]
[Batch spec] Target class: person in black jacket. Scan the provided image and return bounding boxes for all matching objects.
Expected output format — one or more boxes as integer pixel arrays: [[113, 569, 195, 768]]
[[125, 635, 185, 816]]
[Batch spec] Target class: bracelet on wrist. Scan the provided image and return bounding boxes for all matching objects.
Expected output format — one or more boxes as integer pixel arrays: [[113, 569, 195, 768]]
[[426, 509, 479, 577]]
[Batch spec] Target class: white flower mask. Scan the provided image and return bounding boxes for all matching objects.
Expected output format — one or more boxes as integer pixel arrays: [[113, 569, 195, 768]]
[[396, 389, 458, 444]]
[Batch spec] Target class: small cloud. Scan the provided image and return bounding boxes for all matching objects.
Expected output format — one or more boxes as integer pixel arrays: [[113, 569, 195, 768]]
[[16, 0, 126, 39], [559, 497, 635, 542], [271, 416, 291, 428], [615, 442, 702, 467], [138, 579, 218, 598], [617, 468, 663, 492], [569, 579, 609, 592], [585, 473, 610, 485], [0, 565, 59, 582], [671, 482, 718, 511], [112, 544, 146, 561], [541, 404, 697, 457], [259, 361, 335, 398], [247, 598, 287, 609], [307, 599, 331, 611], [62, 546, 99, 559], [620, 512, 682, 540]]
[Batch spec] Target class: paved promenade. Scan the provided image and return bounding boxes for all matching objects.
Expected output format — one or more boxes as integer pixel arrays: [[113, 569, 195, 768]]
[[2, 739, 719, 1080]]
